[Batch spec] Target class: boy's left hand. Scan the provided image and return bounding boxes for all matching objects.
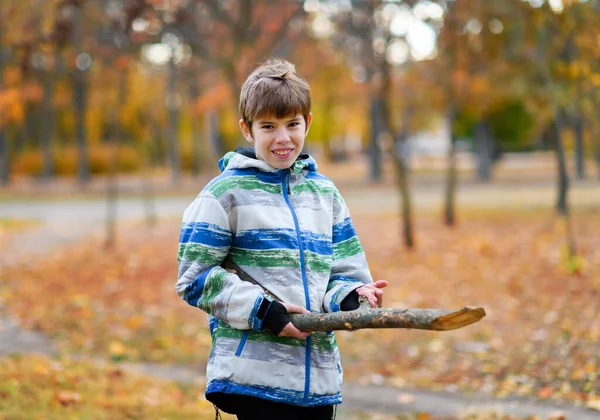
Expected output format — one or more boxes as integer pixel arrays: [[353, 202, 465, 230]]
[[356, 280, 388, 308]]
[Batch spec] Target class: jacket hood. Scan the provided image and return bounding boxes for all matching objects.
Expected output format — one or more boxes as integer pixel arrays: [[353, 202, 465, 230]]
[[218, 146, 318, 174]]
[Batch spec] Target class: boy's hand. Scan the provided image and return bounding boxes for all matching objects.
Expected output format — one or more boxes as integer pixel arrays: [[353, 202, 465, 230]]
[[356, 280, 388, 308], [279, 302, 311, 339]]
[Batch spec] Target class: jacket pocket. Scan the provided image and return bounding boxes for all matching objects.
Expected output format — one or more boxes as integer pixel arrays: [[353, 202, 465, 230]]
[[235, 331, 250, 357]]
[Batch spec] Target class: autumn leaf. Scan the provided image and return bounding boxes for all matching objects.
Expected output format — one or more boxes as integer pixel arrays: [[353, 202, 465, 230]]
[[55, 390, 81, 406]]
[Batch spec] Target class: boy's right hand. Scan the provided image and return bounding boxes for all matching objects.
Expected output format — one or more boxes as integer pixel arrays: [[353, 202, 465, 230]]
[[263, 300, 311, 340], [279, 302, 310, 339]]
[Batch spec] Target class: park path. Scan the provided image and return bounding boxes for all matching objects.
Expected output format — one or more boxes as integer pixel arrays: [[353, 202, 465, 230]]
[[1, 169, 600, 418]]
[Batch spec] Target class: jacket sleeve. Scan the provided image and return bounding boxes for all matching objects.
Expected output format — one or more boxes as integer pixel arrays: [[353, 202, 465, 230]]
[[176, 192, 274, 331], [323, 191, 373, 313]]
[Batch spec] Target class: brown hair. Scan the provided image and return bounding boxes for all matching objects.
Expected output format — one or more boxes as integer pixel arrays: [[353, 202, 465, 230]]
[[239, 59, 311, 128]]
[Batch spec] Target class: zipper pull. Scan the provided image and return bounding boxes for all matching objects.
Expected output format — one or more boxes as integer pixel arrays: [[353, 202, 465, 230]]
[[286, 171, 291, 195]]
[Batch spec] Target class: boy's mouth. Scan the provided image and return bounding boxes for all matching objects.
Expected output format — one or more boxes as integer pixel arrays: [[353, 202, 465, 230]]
[[272, 149, 294, 158]]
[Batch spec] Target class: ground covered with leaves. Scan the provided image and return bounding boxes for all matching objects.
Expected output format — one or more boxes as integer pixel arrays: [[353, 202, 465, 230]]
[[0, 354, 210, 419], [1, 206, 599, 418]]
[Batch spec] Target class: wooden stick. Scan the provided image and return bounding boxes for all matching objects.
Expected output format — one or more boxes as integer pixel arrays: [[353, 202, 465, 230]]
[[290, 305, 486, 332], [222, 259, 486, 332]]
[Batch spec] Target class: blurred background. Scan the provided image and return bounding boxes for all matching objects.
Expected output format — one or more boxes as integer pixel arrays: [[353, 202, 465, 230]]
[[1, 1, 600, 419], [0, 0, 598, 190]]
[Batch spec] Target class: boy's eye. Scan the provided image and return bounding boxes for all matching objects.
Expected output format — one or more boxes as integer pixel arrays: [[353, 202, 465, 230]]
[[261, 125, 274, 129], [289, 122, 300, 127]]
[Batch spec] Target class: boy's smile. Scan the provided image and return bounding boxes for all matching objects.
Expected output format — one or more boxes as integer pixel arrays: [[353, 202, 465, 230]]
[[239, 113, 312, 169]]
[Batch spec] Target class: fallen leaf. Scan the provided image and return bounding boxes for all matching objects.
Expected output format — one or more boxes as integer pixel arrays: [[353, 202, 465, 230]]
[[56, 390, 81, 406], [396, 392, 415, 404]]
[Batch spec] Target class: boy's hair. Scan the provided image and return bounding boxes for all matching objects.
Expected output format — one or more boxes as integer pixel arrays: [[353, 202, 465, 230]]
[[239, 59, 311, 128]]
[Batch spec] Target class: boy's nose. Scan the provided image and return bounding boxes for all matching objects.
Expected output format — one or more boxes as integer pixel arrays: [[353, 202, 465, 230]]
[[275, 129, 291, 142]]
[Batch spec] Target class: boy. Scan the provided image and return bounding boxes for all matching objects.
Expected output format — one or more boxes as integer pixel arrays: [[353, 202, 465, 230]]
[[176, 59, 387, 420]]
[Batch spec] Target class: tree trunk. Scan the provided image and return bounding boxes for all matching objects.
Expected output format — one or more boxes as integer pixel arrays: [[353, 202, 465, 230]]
[[553, 114, 569, 216], [0, 32, 8, 186], [72, 8, 89, 186], [444, 108, 458, 226], [105, 69, 127, 249], [105, 127, 118, 249], [573, 114, 585, 180], [189, 76, 201, 177], [392, 106, 414, 249], [40, 71, 55, 179], [0, 130, 7, 186], [321, 93, 334, 162], [368, 96, 383, 182], [166, 54, 181, 184], [73, 69, 89, 185], [391, 150, 414, 249], [141, 111, 157, 227], [223, 259, 485, 332], [207, 109, 222, 159], [596, 147, 600, 181], [474, 119, 492, 182]]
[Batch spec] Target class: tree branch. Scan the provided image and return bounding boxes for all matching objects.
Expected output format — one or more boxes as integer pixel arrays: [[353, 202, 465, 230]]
[[291, 305, 486, 332], [222, 259, 486, 332]]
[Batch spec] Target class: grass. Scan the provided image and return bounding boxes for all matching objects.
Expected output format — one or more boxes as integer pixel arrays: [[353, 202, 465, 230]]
[[0, 218, 39, 231]]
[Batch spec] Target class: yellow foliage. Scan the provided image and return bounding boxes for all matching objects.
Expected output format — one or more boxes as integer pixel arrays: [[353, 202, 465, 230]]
[[11, 145, 144, 177], [0, 87, 24, 125], [11, 150, 44, 176]]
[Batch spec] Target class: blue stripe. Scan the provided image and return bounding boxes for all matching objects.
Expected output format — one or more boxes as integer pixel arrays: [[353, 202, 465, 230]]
[[235, 331, 250, 357], [327, 277, 361, 312], [332, 217, 357, 244], [248, 294, 270, 331], [180, 222, 232, 246], [206, 380, 342, 407], [304, 171, 330, 181], [183, 266, 216, 307], [300, 231, 332, 256], [209, 317, 219, 336], [228, 168, 281, 184], [234, 229, 332, 256]]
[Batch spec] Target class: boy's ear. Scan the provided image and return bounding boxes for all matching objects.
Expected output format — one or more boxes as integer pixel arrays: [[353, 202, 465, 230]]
[[305, 113, 313, 135], [239, 119, 254, 144]]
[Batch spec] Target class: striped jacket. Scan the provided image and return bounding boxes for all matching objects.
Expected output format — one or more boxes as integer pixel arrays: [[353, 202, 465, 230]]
[[176, 148, 373, 407]]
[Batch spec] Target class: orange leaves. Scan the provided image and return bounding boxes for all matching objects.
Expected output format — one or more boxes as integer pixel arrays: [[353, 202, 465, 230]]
[[0, 355, 209, 418], [537, 386, 554, 399], [339, 210, 600, 407], [55, 389, 82, 406], [3, 205, 600, 414], [2, 224, 211, 365], [0, 87, 24, 126]]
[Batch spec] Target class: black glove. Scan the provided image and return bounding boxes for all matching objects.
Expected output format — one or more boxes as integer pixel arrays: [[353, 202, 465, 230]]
[[262, 300, 292, 336], [340, 289, 360, 311]]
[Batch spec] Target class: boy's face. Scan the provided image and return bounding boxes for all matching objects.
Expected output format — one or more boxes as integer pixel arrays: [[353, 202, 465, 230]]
[[239, 113, 312, 169]]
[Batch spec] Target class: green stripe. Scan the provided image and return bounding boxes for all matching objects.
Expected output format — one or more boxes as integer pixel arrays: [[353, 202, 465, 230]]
[[291, 180, 342, 202], [333, 237, 363, 261], [209, 176, 281, 198], [214, 322, 336, 352], [230, 248, 331, 273], [198, 269, 226, 310], [326, 279, 346, 293], [178, 243, 227, 265], [304, 251, 332, 273], [230, 248, 300, 268]]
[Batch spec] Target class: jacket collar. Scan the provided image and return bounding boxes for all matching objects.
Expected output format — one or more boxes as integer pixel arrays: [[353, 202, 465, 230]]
[[219, 147, 318, 175]]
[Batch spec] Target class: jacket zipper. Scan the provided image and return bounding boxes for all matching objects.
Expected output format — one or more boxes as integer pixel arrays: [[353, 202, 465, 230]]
[[280, 170, 312, 403]]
